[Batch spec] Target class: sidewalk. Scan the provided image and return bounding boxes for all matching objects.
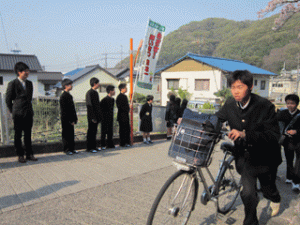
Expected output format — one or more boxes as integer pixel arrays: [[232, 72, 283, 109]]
[[0, 140, 299, 224]]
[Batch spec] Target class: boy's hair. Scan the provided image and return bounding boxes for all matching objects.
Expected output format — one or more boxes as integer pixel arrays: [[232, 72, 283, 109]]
[[285, 94, 299, 105], [106, 85, 115, 94], [90, 77, 99, 87], [118, 83, 127, 91], [146, 95, 154, 102], [14, 62, 29, 76], [169, 94, 176, 102], [62, 78, 73, 90], [228, 70, 253, 89]]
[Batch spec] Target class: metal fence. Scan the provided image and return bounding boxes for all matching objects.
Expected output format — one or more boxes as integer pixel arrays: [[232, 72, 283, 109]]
[[0, 94, 168, 145]]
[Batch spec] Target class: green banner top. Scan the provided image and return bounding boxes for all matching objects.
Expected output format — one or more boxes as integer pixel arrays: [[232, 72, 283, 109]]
[[149, 20, 166, 32]]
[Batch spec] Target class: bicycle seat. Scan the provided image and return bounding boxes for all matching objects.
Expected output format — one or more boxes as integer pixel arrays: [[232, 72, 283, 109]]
[[220, 142, 235, 153]]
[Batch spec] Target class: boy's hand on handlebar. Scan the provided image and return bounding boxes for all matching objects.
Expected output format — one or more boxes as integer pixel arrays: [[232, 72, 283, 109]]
[[228, 129, 246, 141]]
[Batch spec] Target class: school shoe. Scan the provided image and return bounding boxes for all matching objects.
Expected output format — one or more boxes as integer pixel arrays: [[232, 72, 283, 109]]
[[148, 140, 153, 144], [18, 156, 26, 163], [72, 150, 79, 154], [270, 202, 280, 216], [143, 141, 149, 144], [285, 179, 293, 184], [292, 183, 300, 192], [87, 149, 97, 153], [65, 151, 73, 155], [100, 147, 106, 150]]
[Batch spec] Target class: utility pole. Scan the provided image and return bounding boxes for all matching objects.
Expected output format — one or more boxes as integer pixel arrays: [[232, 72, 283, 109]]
[[297, 53, 300, 96]]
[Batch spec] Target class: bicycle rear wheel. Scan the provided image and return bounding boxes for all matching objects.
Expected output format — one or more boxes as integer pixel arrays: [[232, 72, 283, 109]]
[[147, 169, 198, 225], [216, 155, 241, 214]]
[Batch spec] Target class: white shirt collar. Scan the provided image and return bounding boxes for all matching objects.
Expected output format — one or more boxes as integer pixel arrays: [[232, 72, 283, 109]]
[[238, 97, 251, 110], [289, 110, 297, 115]]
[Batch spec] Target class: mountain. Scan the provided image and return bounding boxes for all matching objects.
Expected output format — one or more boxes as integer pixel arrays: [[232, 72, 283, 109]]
[[115, 13, 300, 74]]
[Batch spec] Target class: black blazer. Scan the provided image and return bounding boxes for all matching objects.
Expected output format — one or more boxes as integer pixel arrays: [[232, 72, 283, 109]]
[[59, 91, 78, 124], [277, 109, 300, 144], [5, 78, 34, 118], [216, 94, 282, 167], [100, 95, 114, 122], [116, 93, 129, 122], [86, 89, 102, 123]]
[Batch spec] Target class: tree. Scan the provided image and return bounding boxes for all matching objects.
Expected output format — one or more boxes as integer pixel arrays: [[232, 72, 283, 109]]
[[214, 87, 232, 105], [258, 0, 300, 37], [169, 87, 192, 100]]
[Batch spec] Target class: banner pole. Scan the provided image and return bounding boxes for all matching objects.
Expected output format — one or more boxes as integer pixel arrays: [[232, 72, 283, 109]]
[[130, 38, 134, 146]]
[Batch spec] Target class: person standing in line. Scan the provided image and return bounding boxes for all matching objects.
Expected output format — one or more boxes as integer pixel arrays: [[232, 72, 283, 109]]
[[140, 95, 154, 144], [5, 62, 38, 163], [116, 83, 131, 147], [277, 94, 300, 191], [59, 78, 78, 155], [216, 70, 282, 225], [165, 94, 176, 140], [86, 77, 102, 153], [100, 85, 116, 149]]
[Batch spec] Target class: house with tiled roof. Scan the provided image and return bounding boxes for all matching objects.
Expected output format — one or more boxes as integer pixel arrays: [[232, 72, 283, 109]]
[[157, 53, 278, 106], [62, 64, 120, 101], [0, 53, 63, 97]]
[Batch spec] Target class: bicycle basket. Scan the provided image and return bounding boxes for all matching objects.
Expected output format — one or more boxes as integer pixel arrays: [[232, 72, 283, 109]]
[[168, 111, 219, 167]]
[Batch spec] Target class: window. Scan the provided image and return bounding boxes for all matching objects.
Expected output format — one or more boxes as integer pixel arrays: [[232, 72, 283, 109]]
[[0, 76, 3, 85], [167, 79, 179, 90], [195, 79, 210, 91], [100, 84, 109, 93], [254, 80, 258, 86], [260, 80, 266, 90]]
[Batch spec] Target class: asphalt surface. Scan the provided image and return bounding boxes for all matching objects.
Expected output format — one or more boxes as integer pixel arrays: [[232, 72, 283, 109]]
[[0, 139, 299, 225]]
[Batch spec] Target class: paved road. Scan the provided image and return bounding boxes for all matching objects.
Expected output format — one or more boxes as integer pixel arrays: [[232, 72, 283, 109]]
[[0, 140, 299, 224]]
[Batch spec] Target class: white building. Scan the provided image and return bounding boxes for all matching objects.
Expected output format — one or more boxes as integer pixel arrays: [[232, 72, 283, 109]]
[[0, 53, 62, 98], [63, 65, 120, 102], [157, 53, 278, 106]]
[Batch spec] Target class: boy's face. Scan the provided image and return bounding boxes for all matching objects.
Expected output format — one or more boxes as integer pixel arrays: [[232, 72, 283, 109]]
[[110, 89, 115, 96], [18, 69, 29, 80], [65, 84, 73, 91], [230, 80, 252, 103], [121, 87, 127, 93], [286, 100, 298, 112]]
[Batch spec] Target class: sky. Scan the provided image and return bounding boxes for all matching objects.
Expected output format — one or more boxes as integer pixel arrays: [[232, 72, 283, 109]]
[[0, 0, 278, 73]]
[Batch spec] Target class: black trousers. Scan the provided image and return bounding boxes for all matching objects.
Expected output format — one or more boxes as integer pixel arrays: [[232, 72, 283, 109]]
[[118, 120, 130, 146], [101, 121, 114, 147], [284, 141, 300, 184], [13, 114, 33, 157], [62, 121, 75, 152], [86, 121, 98, 150], [236, 155, 281, 225]]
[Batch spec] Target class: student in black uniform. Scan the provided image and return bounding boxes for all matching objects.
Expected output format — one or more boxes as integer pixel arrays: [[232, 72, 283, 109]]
[[86, 77, 102, 153], [216, 70, 281, 225], [100, 85, 116, 149], [59, 79, 78, 155], [116, 83, 131, 147], [6, 62, 37, 163], [140, 95, 154, 144], [277, 94, 300, 191]]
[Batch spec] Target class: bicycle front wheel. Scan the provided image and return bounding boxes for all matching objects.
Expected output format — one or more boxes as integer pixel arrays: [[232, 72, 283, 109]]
[[216, 155, 241, 214], [147, 169, 198, 225]]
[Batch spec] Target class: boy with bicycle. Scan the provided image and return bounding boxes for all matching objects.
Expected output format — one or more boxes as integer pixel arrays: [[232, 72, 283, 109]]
[[216, 70, 282, 225]]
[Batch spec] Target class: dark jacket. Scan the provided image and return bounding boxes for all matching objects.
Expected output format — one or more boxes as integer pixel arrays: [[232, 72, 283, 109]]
[[59, 91, 78, 124], [216, 94, 282, 167], [5, 78, 34, 118], [116, 93, 129, 122], [100, 95, 115, 125], [139, 103, 153, 132], [277, 109, 300, 144], [86, 89, 102, 123]]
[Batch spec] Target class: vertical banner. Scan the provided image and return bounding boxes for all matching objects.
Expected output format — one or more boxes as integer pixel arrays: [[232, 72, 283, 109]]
[[137, 19, 165, 90]]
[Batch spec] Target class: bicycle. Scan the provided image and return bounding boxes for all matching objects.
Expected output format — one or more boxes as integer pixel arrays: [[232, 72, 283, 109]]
[[147, 115, 242, 225]]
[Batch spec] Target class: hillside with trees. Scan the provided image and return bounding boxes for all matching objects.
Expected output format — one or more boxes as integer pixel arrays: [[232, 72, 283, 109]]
[[115, 13, 300, 74]]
